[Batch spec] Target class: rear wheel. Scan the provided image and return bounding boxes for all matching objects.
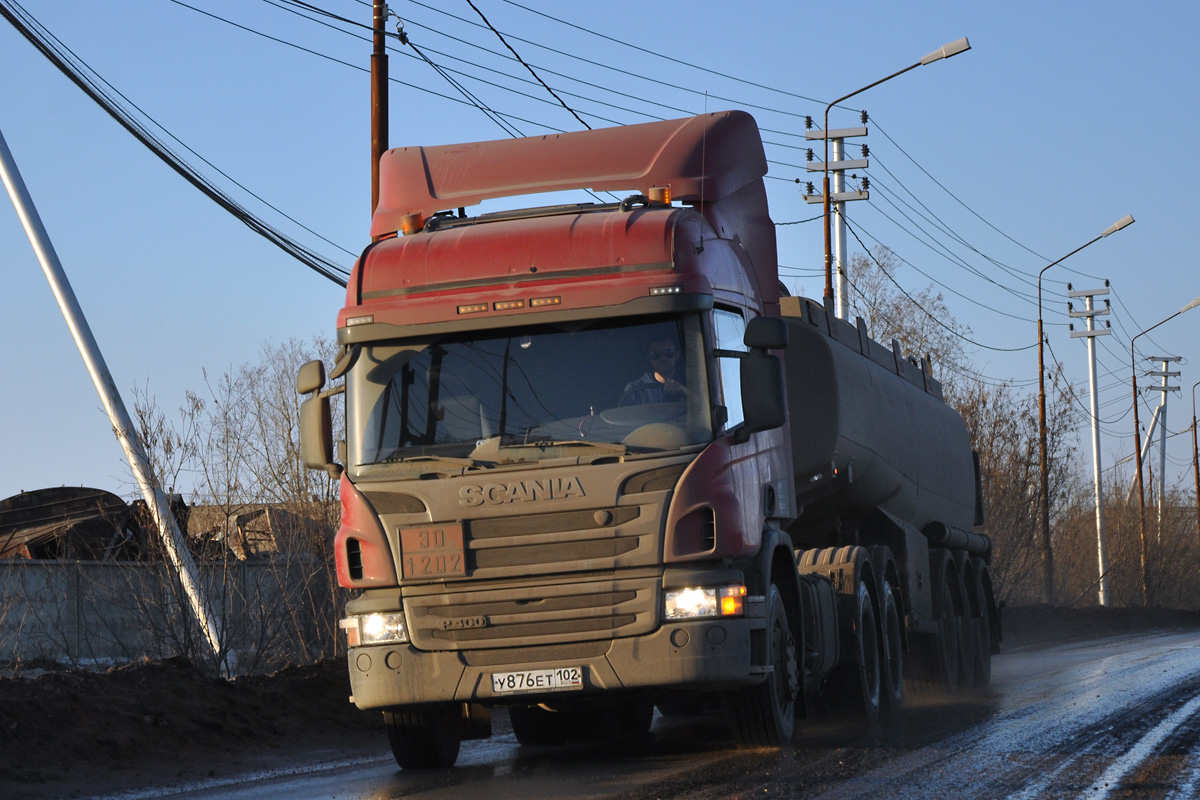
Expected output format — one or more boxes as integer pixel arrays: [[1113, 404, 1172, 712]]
[[827, 579, 881, 724], [877, 580, 904, 717], [956, 570, 976, 690], [727, 584, 798, 747], [970, 559, 993, 687], [383, 706, 461, 769], [906, 558, 960, 697]]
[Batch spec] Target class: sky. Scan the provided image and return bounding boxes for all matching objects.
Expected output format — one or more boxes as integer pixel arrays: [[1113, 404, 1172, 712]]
[[1, 0, 1199, 504]]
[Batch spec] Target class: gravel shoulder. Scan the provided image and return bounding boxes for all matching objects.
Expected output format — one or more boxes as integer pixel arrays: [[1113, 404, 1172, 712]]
[[3, 605, 1199, 799]]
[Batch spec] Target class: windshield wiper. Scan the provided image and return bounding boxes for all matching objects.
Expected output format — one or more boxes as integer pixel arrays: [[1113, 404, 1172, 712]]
[[469, 436, 626, 461], [378, 453, 478, 469]]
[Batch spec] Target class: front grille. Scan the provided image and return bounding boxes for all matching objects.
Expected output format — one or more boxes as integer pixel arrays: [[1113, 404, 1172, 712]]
[[404, 575, 659, 650], [462, 505, 657, 578]]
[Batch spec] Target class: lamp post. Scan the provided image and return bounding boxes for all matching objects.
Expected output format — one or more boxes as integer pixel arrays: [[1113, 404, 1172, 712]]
[[1192, 380, 1200, 547], [822, 38, 971, 307], [1035, 215, 1134, 605], [1131, 297, 1200, 605]]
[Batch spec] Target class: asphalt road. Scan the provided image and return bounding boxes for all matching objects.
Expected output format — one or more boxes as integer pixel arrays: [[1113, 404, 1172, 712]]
[[97, 631, 1200, 800]]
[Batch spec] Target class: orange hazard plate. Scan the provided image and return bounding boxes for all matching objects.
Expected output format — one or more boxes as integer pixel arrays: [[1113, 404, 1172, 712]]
[[399, 524, 466, 579]]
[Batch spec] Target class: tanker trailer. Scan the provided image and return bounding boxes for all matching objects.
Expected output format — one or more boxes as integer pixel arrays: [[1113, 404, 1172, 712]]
[[779, 294, 998, 714]]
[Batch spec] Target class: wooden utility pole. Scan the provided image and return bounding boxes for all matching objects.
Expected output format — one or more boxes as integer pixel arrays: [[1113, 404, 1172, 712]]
[[371, 1, 388, 214]]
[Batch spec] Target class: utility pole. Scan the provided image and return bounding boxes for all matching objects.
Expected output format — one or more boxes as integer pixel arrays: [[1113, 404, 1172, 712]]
[[1068, 284, 1111, 605], [803, 119, 868, 319], [0, 126, 229, 673], [1069, 284, 1111, 605], [371, 1, 388, 214], [1145, 356, 1182, 540]]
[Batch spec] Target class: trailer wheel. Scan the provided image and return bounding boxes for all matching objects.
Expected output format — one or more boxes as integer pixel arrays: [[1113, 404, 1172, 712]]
[[956, 570, 976, 691], [877, 580, 904, 717], [935, 566, 962, 693], [510, 704, 568, 746], [383, 706, 461, 769], [970, 559, 993, 687], [727, 584, 798, 747], [826, 579, 882, 724], [906, 559, 960, 698]]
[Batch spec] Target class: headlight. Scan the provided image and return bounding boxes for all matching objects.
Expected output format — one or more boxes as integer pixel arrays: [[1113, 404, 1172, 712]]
[[339, 612, 410, 646], [664, 585, 745, 620]]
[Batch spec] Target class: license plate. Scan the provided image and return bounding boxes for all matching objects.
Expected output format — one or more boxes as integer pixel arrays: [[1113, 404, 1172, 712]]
[[399, 524, 466, 579], [491, 666, 584, 695]]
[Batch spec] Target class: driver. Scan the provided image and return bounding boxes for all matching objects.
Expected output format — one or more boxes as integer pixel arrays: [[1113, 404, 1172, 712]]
[[621, 336, 686, 405]]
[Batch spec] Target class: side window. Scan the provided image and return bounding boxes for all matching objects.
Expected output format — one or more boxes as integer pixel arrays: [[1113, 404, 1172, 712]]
[[713, 309, 748, 429]]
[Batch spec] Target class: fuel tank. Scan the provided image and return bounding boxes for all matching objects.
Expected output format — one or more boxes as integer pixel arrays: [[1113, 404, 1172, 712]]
[[780, 296, 976, 532]]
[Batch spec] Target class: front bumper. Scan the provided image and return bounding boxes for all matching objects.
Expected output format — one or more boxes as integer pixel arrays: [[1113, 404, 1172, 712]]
[[347, 613, 762, 710]]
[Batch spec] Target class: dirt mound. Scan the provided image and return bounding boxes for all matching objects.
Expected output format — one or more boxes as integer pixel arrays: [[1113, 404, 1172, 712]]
[[0, 657, 379, 796]]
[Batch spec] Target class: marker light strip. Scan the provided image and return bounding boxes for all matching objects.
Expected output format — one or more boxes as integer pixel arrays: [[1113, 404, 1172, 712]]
[[493, 300, 526, 311], [457, 303, 489, 314]]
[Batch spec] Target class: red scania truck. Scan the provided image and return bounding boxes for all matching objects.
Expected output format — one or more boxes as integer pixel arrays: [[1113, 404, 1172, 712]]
[[298, 110, 999, 769]]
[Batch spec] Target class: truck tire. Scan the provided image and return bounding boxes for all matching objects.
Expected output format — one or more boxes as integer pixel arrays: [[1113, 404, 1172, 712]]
[[510, 704, 568, 746], [956, 568, 976, 691], [877, 580, 904, 717], [826, 579, 882, 724], [970, 558, 993, 687], [906, 557, 960, 698], [727, 584, 798, 747], [383, 706, 461, 769]]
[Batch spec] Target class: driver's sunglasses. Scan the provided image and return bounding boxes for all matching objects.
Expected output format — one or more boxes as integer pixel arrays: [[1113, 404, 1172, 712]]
[[649, 349, 678, 360]]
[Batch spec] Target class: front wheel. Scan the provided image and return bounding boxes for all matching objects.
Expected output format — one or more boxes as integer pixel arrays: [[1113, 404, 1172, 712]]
[[383, 706, 461, 769], [726, 584, 799, 747]]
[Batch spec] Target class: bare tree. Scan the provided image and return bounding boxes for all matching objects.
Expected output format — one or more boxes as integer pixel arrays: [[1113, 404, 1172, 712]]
[[845, 246, 972, 383]]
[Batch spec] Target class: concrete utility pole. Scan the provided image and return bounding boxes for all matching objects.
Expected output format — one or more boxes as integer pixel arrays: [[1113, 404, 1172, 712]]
[[0, 125, 229, 673], [804, 129, 868, 319], [1145, 356, 1182, 539], [812, 37, 970, 315], [1036, 215, 1133, 606], [1069, 285, 1111, 606]]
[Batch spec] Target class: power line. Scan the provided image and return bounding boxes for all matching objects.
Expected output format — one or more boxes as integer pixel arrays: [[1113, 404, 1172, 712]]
[[843, 219, 1036, 353], [3, 0, 352, 286]]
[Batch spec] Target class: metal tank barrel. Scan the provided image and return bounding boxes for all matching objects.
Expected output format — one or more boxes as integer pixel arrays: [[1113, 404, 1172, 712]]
[[779, 296, 977, 533]]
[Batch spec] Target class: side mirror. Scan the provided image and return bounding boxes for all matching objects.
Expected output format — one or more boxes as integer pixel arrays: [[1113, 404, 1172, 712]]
[[298, 360, 341, 479], [744, 316, 788, 350], [297, 360, 326, 395], [734, 350, 786, 442]]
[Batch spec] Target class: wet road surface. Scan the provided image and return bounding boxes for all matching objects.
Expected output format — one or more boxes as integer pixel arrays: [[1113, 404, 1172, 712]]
[[99, 630, 1200, 799]]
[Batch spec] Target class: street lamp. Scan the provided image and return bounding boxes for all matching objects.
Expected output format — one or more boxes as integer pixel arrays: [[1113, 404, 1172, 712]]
[[1035, 215, 1134, 605], [1131, 297, 1200, 605], [823, 37, 971, 309]]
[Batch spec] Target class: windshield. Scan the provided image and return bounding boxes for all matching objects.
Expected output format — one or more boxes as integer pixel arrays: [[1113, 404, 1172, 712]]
[[347, 313, 712, 469]]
